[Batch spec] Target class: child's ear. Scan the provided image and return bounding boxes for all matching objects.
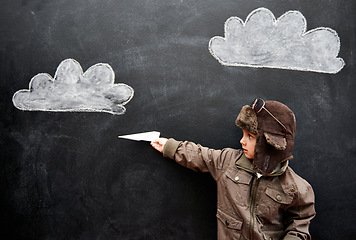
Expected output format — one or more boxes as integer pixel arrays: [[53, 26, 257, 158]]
[[263, 132, 287, 151]]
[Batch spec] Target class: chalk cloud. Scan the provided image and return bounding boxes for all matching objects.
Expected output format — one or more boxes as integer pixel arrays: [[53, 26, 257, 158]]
[[12, 59, 134, 115], [209, 7, 345, 74]]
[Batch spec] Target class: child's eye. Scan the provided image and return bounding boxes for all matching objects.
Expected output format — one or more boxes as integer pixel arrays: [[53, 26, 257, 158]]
[[248, 134, 253, 139]]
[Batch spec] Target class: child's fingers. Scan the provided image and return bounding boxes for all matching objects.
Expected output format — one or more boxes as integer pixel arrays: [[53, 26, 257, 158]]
[[151, 138, 167, 153], [150, 139, 163, 152], [150, 139, 160, 147], [150, 141, 159, 148]]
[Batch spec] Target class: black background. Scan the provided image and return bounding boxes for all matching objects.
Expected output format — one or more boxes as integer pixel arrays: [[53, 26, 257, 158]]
[[1, 0, 355, 239]]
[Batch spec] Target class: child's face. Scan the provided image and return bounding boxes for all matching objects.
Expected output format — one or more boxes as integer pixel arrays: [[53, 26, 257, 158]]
[[240, 129, 257, 159]]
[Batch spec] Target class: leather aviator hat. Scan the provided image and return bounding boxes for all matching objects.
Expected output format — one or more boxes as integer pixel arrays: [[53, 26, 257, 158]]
[[235, 99, 296, 175]]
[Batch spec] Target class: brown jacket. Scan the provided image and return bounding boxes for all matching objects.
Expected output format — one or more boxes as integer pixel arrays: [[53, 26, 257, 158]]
[[163, 139, 316, 240]]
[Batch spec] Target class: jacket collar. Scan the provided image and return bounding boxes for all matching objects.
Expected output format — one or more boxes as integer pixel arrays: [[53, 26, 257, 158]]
[[236, 153, 289, 177]]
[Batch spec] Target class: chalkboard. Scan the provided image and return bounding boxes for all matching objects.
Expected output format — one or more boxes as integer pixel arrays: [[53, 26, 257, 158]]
[[1, 0, 355, 239]]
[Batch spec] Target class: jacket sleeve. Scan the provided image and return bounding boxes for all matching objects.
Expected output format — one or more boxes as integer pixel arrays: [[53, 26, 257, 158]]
[[283, 176, 316, 240], [162, 138, 238, 181]]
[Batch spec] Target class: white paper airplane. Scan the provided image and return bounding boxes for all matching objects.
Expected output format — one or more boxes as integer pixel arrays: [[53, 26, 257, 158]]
[[118, 131, 160, 142]]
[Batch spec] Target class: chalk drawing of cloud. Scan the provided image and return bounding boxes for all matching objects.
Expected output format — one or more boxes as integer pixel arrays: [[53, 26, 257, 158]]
[[12, 58, 134, 115], [209, 7, 345, 74]]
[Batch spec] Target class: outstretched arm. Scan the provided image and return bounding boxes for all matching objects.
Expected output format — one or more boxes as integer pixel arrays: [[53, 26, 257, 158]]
[[150, 137, 241, 181]]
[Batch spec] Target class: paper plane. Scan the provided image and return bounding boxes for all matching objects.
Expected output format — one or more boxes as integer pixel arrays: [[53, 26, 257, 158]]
[[118, 131, 160, 142]]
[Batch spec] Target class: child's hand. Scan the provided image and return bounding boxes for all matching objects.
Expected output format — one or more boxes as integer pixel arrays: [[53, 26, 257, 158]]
[[150, 138, 168, 153]]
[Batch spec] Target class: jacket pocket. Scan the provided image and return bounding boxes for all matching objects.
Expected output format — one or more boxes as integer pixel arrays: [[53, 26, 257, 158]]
[[257, 187, 294, 220], [225, 168, 252, 185], [224, 168, 253, 207], [217, 209, 242, 239], [265, 188, 293, 205]]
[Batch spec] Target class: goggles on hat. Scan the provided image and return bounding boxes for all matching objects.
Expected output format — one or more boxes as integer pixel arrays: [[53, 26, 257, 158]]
[[251, 98, 287, 138]]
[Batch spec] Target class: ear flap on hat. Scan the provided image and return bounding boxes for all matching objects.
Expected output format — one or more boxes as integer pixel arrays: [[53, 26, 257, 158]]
[[263, 132, 287, 151]]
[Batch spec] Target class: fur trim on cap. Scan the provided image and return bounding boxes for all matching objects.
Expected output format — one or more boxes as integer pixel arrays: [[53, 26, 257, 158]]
[[235, 105, 258, 134]]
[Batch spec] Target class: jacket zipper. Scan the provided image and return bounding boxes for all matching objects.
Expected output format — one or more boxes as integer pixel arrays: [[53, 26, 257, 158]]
[[249, 175, 261, 240], [235, 162, 262, 240]]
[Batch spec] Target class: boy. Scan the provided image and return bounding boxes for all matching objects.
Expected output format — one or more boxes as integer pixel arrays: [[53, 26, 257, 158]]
[[151, 99, 316, 240]]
